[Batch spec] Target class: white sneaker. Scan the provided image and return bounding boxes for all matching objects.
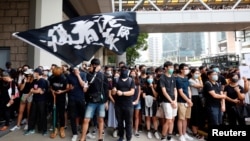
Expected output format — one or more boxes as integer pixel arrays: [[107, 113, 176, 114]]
[[71, 135, 78, 141], [21, 119, 27, 125], [154, 131, 160, 139], [184, 134, 193, 140], [10, 125, 20, 131], [23, 124, 28, 130], [179, 135, 186, 141], [147, 132, 152, 139], [161, 138, 167, 141], [113, 129, 118, 138], [87, 132, 96, 139]]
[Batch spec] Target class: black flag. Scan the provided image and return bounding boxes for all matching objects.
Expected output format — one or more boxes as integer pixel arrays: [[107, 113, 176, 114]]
[[13, 12, 139, 66]]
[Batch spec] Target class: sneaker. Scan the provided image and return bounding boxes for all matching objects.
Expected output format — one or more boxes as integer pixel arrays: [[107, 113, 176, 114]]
[[21, 119, 27, 125], [71, 135, 78, 141], [179, 135, 186, 141], [24, 130, 35, 135], [24, 124, 28, 130], [154, 131, 160, 139], [102, 130, 105, 135], [92, 127, 97, 135], [87, 132, 96, 139], [42, 131, 48, 136], [117, 137, 123, 141], [161, 138, 167, 141], [147, 132, 152, 139], [113, 129, 118, 138], [10, 125, 20, 131], [134, 131, 140, 138], [184, 134, 193, 140]]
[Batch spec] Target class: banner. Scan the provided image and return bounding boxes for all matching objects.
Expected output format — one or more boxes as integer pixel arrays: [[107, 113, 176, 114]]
[[13, 12, 139, 66]]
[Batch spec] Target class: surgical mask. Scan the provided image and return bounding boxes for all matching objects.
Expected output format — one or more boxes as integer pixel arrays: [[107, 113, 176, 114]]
[[106, 70, 112, 76], [212, 75, 218, 81], [193, 74, 199, 79], [120, 70, 129, 79], [168, 68, 174, 75], [213, 68, 220, 73], [184, 70, 190, 75], [147, 78, 153, 84]]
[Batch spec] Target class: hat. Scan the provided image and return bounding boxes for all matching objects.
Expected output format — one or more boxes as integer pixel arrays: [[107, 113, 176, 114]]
[[24, 69, 33, 75], [90, 58, 100, 65], [2, 71, 10, 77], [34, 68, 43, 75], [43, 66, 50, 71]]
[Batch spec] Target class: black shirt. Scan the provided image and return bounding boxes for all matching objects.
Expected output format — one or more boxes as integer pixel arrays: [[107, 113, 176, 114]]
[[32, 78, 48, 102], [203, 81, 222, 107], [224, 84, 244, 107], [49, 74, 68, 100], [159, 74, 176, 103]]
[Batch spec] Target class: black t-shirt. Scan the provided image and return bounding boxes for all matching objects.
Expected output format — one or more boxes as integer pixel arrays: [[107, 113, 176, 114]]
[[203, 81, 222, 107], [67, 72, 86, 101], [113, 77, 135, 107], [32, 78, 48, 102], [21, 80, 33, 94], [218, 74, 227, 86], [224, 84, 244, 107], [49, 74, 68, 100], [201, 73, 208, 84], [159, 74, 176, 103]]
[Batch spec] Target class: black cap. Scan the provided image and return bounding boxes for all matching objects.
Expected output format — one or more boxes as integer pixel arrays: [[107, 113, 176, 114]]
[[90, 58, 100, 65], [34, 68, 43, 75]]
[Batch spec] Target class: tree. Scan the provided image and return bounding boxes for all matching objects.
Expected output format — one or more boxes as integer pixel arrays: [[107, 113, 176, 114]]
[[126, 33, 148, 66]]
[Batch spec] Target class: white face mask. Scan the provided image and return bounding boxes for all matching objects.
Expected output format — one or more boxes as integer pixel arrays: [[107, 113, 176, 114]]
[[184, 70, 190, 75]]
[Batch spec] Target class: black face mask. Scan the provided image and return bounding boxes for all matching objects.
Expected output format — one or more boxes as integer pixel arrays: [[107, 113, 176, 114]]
[[231, 78, 239, 83], [120, 70, 129, 79]]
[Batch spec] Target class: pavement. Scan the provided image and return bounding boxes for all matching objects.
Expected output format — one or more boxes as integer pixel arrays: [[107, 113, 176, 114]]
[[0, 122, 205, 141]]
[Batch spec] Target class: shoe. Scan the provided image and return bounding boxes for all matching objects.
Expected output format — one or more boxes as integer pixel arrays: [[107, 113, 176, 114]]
[[24, 130, 35, 135], [184, 134, 193, 140], [117, 137, 123, 141], [161, 138, 167, 141], [179, 135, 186, 141], [10, 125, 20, 131], [147, 131, 152, 139], [43, 131, 48, 136], [102, 130, 105, 135], [154, 131, 160, 139], [59, 127, 65, 138], [24, 124, 28, 130], [98, 139, 104, 141], [50, 128, 58, 138], [0, 126, 8, 131], [92, 127, 97, 135], [87, 132, 96, 139], [21, 118, 27, 125], [134, 131, 140, 138], [113, 129, 118, 138], [71, 135, 78, 141]]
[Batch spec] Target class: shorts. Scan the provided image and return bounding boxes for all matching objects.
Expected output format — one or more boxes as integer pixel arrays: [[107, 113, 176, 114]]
[[162, 102, 177, 119], [134, 100, 141, 110], [21, 94, 33, 103], [85, 102, 105, 118], [177, 102, 191, 120]]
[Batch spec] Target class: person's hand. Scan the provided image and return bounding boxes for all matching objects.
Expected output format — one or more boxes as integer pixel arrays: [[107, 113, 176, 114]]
[[117, 90, 122, 96], [171, 101, 177, 109], [187, 99, 193, 107], [233, 98, 240, 104], [55, 90, 63, 94]]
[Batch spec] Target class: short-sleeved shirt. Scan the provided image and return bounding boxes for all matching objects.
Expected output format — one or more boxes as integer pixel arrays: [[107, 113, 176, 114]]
[[203, 81, 222, 107], [189, 79, 200, 96], [176, 76, 189, 103], [67, 72, 86, 101], [113, 77, 135, 107], [32, 78, 48, 102], [49, 74, 68, 100], [224, 84, 244, 107], [159, 74, 176, 103]]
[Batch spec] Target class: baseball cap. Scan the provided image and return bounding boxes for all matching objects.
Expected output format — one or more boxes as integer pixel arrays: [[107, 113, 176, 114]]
[[34, 68, 43, 75]]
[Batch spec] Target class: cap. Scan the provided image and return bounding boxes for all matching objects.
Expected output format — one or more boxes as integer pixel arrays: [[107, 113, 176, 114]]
[[24, 69, 33, 75], [43, 66, 50, 71], [34, 68, 43, 75], [90, 58, 100, 65], [2, 71, 10, 77]]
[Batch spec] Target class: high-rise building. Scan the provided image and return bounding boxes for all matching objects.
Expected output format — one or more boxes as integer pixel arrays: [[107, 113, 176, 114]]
[[147, 33, 163, 66]]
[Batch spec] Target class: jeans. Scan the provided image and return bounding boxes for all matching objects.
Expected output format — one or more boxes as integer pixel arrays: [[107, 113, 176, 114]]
[[28, 100, 47, 132], [207, 105, 222, 127], [68, 99, 85, 135], [115, 105, 133, 141]]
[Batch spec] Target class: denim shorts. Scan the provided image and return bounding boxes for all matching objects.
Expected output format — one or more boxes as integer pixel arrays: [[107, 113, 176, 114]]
[[85, 102, 105, 118], [134, 101, 141, 110]]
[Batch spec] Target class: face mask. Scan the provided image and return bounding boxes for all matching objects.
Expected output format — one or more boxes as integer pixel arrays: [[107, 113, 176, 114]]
[[213, 68, 220, 73], [157, 74, 162, 78], [231, 78, 239, 83], [168, 69, 174, 75], [120, 70, 129, 79], [184, 70, 190, 75], [212, 75, 218, 81], [193, 74, 199, 79], [106, 70, 112, 76], [147, 78, 153, 84]]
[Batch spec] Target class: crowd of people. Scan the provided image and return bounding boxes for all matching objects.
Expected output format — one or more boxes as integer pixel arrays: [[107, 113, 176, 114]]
[[0, 59, 250, 141]]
